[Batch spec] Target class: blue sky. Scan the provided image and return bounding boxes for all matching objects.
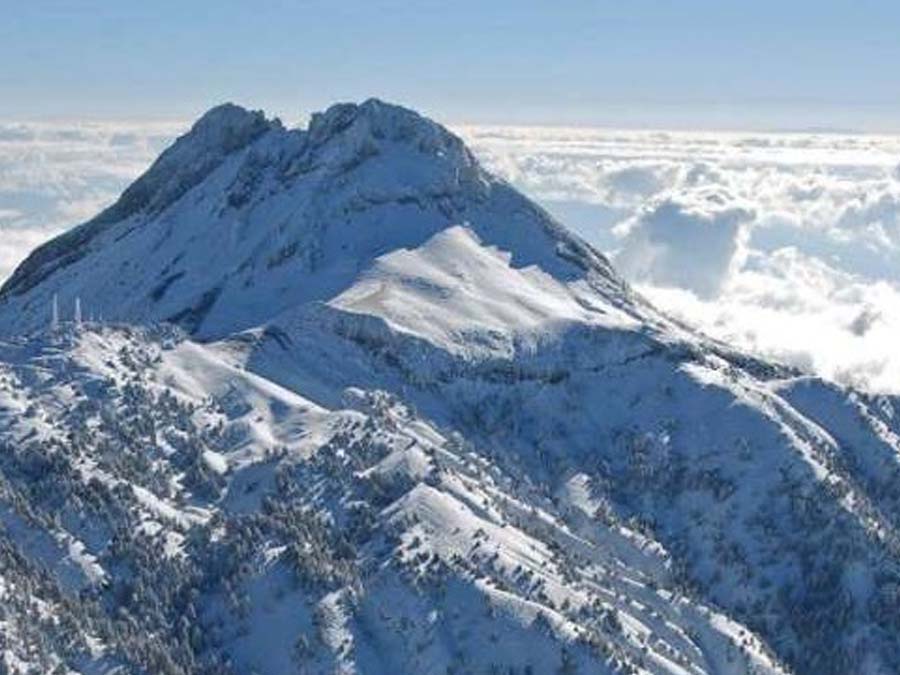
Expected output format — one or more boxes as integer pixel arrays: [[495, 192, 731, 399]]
[[3, 0, 900, 129]]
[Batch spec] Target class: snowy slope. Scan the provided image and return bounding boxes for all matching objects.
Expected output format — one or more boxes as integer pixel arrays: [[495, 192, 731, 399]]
[[0, 326, 787, 674], [0, 99, 624, 341], [0, 99, 897, 674]]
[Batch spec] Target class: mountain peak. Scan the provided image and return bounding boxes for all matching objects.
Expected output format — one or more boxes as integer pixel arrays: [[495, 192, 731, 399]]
[[0, 103, 278, 298], [308, 98, 462, 152], [0, 98, 626, 338], [297, 98, 479, 188], [114, 101, 275, 215], [180, 101, 276, 154]]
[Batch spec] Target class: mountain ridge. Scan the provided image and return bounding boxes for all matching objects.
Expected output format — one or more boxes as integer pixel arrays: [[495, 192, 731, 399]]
[[0, 103, 276, 299], [0, 98, 627, 341], [0, 99, 899, 674]]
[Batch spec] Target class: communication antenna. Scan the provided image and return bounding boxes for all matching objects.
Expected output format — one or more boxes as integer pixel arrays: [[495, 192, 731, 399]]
[[51, 294, 59, 332]]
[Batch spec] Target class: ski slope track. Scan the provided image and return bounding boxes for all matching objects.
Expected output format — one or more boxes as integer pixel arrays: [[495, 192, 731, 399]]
[[0, 99, 897, 674]]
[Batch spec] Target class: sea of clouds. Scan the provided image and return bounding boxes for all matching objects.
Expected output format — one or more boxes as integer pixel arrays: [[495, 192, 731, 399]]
[[2, 117, 900, 391], [462, 125, 900, 393], [0, 119, 181, 279]]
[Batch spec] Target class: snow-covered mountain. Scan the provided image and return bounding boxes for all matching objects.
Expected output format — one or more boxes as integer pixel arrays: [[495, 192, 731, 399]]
[[0, 99, 625, 340], [0, 99, 898, 675]]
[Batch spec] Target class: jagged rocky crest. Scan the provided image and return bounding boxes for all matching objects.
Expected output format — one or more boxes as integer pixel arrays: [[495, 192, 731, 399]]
[[1, 100, 899, 675], [0, 98, 621, 339], [1, 104, 276, 298]]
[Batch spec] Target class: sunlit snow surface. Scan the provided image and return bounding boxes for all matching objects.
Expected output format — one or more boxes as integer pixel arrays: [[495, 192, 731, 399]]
[[4, 119, 900, 390], [3, 102, 900, 673]]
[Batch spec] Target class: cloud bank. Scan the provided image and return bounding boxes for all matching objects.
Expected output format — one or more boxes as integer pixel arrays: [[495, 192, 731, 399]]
[[460, 124, 900, 392], [614, 190, 754, 298], [0, 119, 181, 279]]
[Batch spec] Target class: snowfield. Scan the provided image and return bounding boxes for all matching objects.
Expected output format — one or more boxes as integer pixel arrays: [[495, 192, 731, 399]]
[[0, 99, 898, 674]]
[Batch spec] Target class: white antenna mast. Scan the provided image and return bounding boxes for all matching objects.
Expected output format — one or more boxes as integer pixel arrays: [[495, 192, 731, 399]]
[[51, 294, 59, 332]]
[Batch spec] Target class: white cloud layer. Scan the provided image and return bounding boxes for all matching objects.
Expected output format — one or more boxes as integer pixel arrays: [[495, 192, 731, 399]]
[[0, 119, 182, 279], [3, 119, 900, 392], [460, 124, 900, 392], [614, 189, 754, 298]]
